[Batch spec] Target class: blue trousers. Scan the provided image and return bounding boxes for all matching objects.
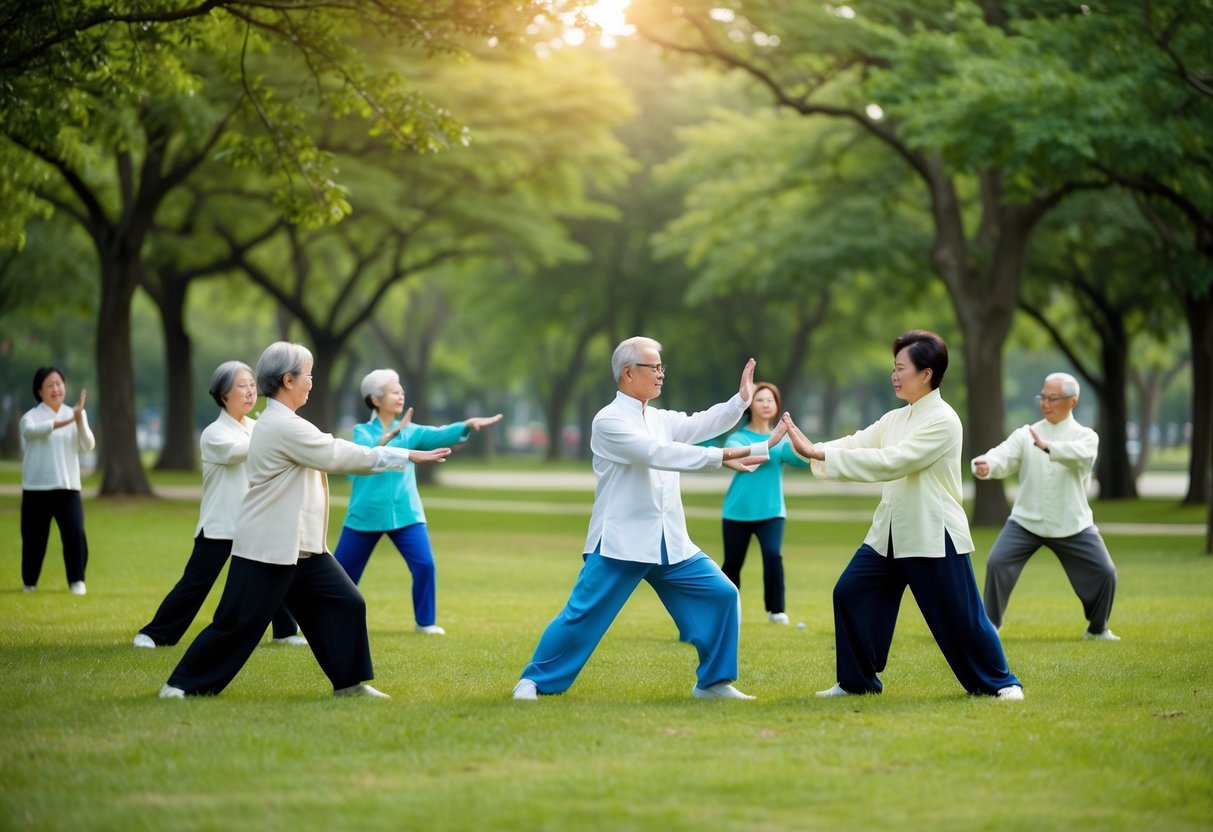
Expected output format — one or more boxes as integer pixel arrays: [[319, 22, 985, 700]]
[[333, 524, 436, 626], [520, 549, 742, 695], [833, 538, 1020, 696]]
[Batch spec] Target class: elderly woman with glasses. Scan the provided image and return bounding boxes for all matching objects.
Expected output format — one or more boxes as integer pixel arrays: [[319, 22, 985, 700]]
[[784, 330, 1023, 700], [972, 372, 1119, 641], [159, 342, 451, 700]]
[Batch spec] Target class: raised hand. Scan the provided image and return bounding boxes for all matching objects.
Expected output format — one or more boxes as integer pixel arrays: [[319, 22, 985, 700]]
[[1028, 427, 1049, 452], [767, 412, 789, 447], [73, 389, 87, 418], [467, 413, 503, 431], [782, 413, 820, 460], [738, 358, 756, 403], [380, 407, 414, 446]]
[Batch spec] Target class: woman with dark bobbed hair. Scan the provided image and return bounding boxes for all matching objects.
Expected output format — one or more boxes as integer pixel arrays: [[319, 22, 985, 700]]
[[160, 343, 451, 699], [783, 330, 1023, 700], [134, 360, 303, 649], [20, 366, 94, 595]]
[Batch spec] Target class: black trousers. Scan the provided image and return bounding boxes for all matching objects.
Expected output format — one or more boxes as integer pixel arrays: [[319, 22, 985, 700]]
[[167, 554, 373, 696], [721, 517, 787, 614], [21, 489, 88, 587], [140, 533, 299, 646]]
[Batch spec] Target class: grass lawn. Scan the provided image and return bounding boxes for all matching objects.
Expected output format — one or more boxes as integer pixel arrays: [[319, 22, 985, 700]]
[[0, 472, 1210, 831]]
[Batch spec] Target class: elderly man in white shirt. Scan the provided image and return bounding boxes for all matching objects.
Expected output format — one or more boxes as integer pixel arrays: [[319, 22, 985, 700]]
[[972, 372, 1119, 641], [513, 337, 785, 701], [160, 342, 451, 700], [785, 331, 1022, 700], [20, 366, 95, 595]]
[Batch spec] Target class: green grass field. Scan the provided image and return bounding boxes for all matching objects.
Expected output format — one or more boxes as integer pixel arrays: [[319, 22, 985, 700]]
[[1, 473, 1210, 831]]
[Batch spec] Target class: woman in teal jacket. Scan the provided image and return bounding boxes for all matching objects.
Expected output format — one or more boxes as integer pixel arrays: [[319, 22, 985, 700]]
[[333, 369, 502, 634], [720, 381, 807, 624]]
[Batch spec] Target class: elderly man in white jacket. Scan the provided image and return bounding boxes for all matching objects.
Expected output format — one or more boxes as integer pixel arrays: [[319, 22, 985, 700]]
[[972, 372, 1119, 641], [513, 337, 785, 702], [160, 342, 451, 699]]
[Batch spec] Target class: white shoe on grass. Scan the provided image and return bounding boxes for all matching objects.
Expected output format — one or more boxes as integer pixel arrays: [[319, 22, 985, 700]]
[[816, 683, 853, 698], [133, 633, 156, 649], [1083, 629, 1120, 641], [996, 685, 1024, 700], [23, 585, 35, 593], [513, 679, 538, 701], [415, 624, 446, 635], [273, 634, 308, 645], [69, 581, 86, 596], [768, 612, 790, 625], [159, 684, 185, 699], [692, 682, 754, 700], [334, 683, 389, 699]]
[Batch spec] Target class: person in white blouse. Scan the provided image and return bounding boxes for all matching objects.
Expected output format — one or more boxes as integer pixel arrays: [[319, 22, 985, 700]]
[[20, 366, 95, 595], [513, 336, 786, 702], [133, 361, 304, 649], [784, 331, 1023, 700], [972, 372, 1119, 641], [159, 343, 451, 699]]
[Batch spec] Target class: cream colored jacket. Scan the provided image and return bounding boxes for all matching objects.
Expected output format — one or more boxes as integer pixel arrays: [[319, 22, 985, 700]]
[[231, 399, 391, 565], [810, 388, 974, 558]]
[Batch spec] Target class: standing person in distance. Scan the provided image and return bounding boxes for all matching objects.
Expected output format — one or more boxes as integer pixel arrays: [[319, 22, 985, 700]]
[[333, 368, 502, 635], [159, 342, 451, 699], [513, 337, 786, 702], [20, 367, 94, 595], [133, 361, 305, 649], [783, 330, 1023, 700], [719, 381, 809, 626], [972, 372, 1119, 641]]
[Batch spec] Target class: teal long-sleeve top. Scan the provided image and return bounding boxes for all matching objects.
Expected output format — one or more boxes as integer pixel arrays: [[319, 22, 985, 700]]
[[721, 428, 809, 521], [341, 417, 471, 532]]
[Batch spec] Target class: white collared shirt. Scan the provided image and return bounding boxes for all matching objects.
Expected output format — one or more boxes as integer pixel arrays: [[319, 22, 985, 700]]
[[20, 403, 95, 491], [807, 388, 974, 558], [195, 410, 255, 540], [583, 391, 767, 564], [972, 414, 1097, 538]]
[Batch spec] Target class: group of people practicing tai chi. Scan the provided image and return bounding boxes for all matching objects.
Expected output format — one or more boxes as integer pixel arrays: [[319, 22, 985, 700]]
[[19, 329, 1117, 701]]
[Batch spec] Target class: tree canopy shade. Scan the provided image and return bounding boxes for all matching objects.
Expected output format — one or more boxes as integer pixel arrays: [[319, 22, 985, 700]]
[[0, 0, 587, 495]]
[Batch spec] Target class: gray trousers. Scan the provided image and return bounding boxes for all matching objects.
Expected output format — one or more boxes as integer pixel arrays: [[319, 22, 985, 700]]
[[982, 519, 1117, 633]]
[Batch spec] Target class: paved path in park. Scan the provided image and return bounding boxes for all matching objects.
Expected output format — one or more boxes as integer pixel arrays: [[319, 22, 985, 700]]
[[13, 469, 1195, 538]]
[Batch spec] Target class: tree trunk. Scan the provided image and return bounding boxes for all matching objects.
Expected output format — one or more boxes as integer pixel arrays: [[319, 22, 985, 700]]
[[95, 251, 153, 496], [1185, 294, 1212, 507], [1094, 323, 1137, 499], [153, 274, 196, 471], [305, 335, 343, 433]]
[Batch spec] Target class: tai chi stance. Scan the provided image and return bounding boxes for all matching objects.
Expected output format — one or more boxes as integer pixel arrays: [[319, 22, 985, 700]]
[[972, 372, 1119, 640], [20, 367, 94, 595], [134, 361, 303, 649], [333, 368, 502, 634], [513, 337, 785, 702], [160, 342, 450, 699], [785, 330, 1022, 700], [719, 381, 808, 624]]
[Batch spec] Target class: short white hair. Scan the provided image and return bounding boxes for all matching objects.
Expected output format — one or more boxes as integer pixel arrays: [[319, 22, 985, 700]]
[[1045, 372, 1080, 398], [254, 342, 312, 398], [611, 336, 662, 383], [360, 368, 400, 407]]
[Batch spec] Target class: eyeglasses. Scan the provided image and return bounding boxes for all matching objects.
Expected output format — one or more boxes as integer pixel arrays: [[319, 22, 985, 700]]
[[1035, 394, 1072, 403], [633, 363, 666, 373]]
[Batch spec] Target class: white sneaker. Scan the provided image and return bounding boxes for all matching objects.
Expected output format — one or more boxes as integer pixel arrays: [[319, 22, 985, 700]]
[[996, 685, 1024, 700], [23, 585, 35, 593], [512, 679, 538, 700], [692, 682, 755, 700], [133, 633, 156, 649], [273, 634, 308, 646], [768, 612, 790, 625], [415, 624, 446, 635], [334, 683, 390, 699], [1083, 629, 1120, 641], [69, 581, 87, 596], [159, 684, 185, 699], [815, 683, 853, 698]]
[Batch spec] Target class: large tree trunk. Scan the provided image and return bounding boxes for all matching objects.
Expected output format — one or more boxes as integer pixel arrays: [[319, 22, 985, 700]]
[[1185, 294, 1212, 508], [95, 250, 153, 496], [305, 335, 343, 433], [1094, 323, 1137, 499], [153, 274, 196, 471]]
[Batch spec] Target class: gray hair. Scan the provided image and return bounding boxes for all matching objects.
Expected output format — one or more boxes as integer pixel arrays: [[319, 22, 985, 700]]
[[611, 336, 662, 383], [360, 368, 400, 409], [1045, 372, 1080, 398], [209, 360, 253, 408], [254, 342, 312, 398]]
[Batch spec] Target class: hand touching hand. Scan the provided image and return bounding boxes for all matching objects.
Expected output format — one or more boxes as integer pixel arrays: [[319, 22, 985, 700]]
[[767, 412, 789, 447], [782, 413, 821, 461]]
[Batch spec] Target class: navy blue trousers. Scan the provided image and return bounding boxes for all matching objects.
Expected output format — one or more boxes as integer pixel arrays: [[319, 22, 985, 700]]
[[833, 537, 1019, 696], [21, 489, 88, 587], [721, 517, 787, 614]]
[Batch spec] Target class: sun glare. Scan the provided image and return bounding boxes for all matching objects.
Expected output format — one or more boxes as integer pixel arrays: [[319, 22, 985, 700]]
[[561, 0, 635, 48]]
